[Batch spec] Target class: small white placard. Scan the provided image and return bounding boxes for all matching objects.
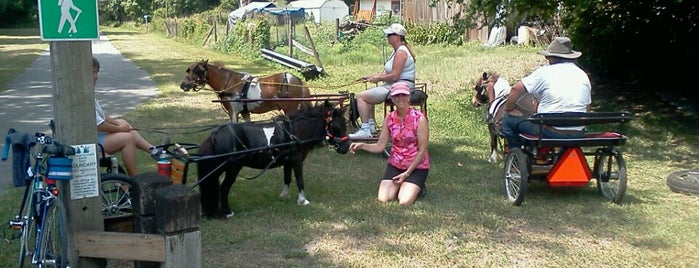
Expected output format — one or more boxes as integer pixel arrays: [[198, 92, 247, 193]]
[[70, 144, 100, 199]]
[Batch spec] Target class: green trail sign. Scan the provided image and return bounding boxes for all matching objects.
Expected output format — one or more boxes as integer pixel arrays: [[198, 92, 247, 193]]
[[38, 0, 99, 41]]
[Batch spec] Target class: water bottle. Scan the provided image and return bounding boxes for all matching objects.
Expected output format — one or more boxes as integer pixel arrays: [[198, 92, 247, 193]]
[[156, 150, 171, 177], [111, 157, 119, 174]]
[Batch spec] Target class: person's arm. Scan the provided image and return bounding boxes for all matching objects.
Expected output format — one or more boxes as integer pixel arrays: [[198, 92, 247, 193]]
[[365, 50, 408, 83], [392, 115, 429, 182], [97, 116, 131, 133], [504, 81, 527, 113], [349, 115, 391, 154]]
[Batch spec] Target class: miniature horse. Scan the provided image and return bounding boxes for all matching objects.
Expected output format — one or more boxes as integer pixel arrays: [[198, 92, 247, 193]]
[[472, 71, 538, 163], [180, 60, 311, 123], [196, 101, 350, 219]]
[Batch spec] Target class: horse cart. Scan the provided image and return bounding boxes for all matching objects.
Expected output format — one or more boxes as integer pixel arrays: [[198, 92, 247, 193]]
[[503, 112, 634, 205]]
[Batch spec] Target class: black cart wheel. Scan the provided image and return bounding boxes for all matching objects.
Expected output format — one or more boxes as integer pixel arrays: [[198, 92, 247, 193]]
[[101, 173, 134, 218], [595, 148, 627, 204], [666, 169, 699, 195], [504, 148, 528, 206]]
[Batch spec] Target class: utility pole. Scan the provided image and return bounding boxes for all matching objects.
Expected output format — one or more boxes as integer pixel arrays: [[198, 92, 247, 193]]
[[50, 41, 105, 268], [39, 0, 104, 265]]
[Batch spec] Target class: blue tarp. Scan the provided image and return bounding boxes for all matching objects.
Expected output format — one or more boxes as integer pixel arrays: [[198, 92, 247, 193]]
[[262, 7, 306, 18]]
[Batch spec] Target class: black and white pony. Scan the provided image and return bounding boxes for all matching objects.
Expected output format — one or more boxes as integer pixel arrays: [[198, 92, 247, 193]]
[[472, 71, 538, 163], [196, 101, 350, 219]]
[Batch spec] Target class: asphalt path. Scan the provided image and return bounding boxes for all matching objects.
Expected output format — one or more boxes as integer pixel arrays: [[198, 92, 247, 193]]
[[0, 34, 158, 195]]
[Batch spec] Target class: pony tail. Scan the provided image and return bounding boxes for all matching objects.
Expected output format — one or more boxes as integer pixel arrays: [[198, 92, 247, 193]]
[[404, 42, 416, 62]]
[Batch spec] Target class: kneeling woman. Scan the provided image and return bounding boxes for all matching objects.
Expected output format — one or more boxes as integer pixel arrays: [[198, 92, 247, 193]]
[[349, 82, 430, 205]]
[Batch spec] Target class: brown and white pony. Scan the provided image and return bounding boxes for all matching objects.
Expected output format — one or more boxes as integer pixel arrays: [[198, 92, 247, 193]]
[[472, 71, 538, 163], [180, 60, 311, 122]]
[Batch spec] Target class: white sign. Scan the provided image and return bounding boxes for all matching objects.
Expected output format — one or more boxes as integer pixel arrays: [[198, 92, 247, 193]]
[[70, 144, 100, 199]]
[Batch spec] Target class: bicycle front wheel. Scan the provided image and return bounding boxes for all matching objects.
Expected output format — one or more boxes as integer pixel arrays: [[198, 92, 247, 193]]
[[37, 198, 70, 268]]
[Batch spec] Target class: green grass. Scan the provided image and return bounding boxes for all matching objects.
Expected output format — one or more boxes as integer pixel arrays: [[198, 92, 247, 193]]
[[1, 25, 698, 267], [0, 28, 47, 92]]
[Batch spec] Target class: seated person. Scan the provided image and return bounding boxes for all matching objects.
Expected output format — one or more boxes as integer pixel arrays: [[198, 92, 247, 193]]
[[350, 23, 416, 139], [92, 57, 160, 176], [501, 37, 591, 149]]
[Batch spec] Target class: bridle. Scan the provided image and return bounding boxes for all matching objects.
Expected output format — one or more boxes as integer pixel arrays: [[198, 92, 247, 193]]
[[185, 62, 209, 92], [324, 109, 349, 151]]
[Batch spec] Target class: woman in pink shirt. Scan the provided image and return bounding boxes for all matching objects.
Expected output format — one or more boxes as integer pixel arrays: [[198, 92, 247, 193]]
[[349, 82, 430, 205]]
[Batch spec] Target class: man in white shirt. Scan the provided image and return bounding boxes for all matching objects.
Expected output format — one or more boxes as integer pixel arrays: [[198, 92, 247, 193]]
[[501, 37, 592, 149]]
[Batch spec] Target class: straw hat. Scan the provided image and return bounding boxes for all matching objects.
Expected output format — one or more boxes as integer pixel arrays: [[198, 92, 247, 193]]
[[538, 37, 582, 59]]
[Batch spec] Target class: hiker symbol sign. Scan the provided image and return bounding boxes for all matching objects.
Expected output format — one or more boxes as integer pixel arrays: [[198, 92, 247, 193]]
[[38, 0, 99, 41]]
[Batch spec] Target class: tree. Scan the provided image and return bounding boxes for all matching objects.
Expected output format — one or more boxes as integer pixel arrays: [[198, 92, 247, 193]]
[[444, 0, 698, 92]]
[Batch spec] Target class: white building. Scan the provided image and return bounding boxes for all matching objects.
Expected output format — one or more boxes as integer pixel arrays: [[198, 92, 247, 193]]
[[288, 0, 350, 23]]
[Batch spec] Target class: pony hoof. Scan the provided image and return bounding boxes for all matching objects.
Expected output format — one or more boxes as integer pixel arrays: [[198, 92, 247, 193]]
[[225, 211, 235, 219], [298, 199, 310, 206]]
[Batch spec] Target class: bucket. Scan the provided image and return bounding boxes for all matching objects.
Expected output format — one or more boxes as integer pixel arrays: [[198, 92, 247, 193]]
[[47, 157, 73, 180]]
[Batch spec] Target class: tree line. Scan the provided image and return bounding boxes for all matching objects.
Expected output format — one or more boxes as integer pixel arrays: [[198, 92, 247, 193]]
[[2, 0, 696, 94]]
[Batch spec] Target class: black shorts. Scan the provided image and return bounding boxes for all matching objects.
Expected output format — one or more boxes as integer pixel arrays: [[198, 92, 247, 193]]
[[382, 164, 429, 189]]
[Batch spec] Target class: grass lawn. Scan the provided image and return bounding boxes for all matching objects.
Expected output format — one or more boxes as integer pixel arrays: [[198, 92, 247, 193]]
[[0, 26, 698, 267]]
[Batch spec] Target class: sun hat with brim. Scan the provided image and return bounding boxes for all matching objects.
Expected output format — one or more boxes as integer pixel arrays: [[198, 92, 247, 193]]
[[383, 23, 407, 36], [538, 37, 582, 59], [390, 82, 411, 96]]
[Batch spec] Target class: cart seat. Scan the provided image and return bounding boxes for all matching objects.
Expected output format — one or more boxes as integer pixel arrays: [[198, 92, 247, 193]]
[[519, 131, 627, 147], [384, 83, 428, 117]]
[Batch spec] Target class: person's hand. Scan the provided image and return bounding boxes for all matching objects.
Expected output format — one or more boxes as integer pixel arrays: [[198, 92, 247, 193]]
[[349, 142, 363, 154], [367, 75, 379, 83], [391, 172, 409, 183]]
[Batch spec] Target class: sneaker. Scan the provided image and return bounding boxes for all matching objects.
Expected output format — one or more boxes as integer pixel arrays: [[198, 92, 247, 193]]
[[349, 128, 372, 139]]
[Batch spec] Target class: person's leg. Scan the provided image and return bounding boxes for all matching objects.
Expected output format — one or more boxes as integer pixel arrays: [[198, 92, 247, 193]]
[[114, 118, 157, 155], [502, 114, 525, 149], [351, 84, 390, 138], [397, 168, 428, 205], [102, 132, 139, 176], [377, 179, 399, 202], [396, 182, 422, 205], [129, 129, 154, 152]]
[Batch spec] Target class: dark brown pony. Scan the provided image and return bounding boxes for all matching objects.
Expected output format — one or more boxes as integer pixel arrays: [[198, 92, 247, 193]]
[[472, 71, 538, 163], [180, 60, 311, 122]]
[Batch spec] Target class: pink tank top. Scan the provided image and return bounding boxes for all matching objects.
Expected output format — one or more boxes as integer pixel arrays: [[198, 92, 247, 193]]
[[387, 108, 430, 170]]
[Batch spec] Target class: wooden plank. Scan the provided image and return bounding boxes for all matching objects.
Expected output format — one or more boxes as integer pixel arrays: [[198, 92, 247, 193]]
[[74, 231, 166, 262]]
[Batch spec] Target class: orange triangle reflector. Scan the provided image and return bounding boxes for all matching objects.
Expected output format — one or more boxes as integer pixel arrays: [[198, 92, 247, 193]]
[[547, 148, 591, 187]]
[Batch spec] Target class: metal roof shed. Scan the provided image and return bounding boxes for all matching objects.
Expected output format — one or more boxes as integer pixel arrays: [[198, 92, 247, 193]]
[[288, 0, 349, 24]]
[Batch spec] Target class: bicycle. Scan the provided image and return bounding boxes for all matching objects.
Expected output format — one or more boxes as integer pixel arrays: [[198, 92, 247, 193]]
[[7, 132, 75, 268]]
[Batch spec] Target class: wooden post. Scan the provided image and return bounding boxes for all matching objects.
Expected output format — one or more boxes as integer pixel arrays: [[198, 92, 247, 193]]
[[155, 184, 201, 267], [49, 41, 104, 267], [303, 25, 323, 69], [133, 173, 173, 268], [335, 18, 339, 43]]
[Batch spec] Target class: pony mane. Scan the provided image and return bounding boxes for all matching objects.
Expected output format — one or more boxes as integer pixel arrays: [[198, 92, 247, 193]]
[[209, 60, 226, 67]]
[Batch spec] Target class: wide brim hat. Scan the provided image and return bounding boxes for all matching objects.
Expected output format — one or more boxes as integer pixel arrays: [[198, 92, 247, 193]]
[[383, 23, 407, 36], [390, 82, 411, 96], [538, 37, 582, 59]]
